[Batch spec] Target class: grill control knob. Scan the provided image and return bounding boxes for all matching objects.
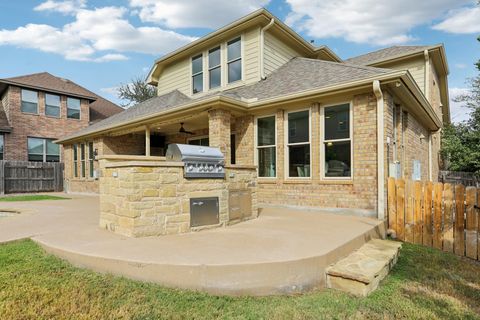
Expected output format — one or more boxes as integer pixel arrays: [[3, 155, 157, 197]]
[[208, 165, 214, 172], [188, 164, 194, 172]]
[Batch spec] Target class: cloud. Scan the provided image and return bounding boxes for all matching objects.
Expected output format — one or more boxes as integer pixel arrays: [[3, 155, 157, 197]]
[[285, 0, 471, 45], [432, 6, 480, 34], [34, 0, 86, 14], [129, 0, 270, 29], [449, 87, 472, 123], [0, 5, 195, 62]]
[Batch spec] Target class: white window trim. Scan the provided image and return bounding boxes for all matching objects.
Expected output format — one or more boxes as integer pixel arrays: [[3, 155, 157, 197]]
[[207, 46, 222, 90], [73, 144, 78, 178], [320, 101, 354, 180], [88, 141, 95, 179], [226, 36, 243, 85], [284, 107, 312, 179], [45, 93, 61, 118], [254, 114, 277, 179], [191, 53, 205, 95]]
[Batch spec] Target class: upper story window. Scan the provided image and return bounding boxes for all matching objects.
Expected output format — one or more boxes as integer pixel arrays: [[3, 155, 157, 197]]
[[323, 103, 352, 178], [21, 89, 38, 114], [208, 47, 221, 89], [287, 110, 310, 178], [257, 115, 276, 178], [45, 93, 61, 117], [192, 54, 203, 94], [67, 97, 81, 119], [27, 137, 59, 162], [227, 37, 242, 83]]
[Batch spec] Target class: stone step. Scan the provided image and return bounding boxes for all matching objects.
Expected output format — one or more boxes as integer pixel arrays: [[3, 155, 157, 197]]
[[326, 239, 402, 297]]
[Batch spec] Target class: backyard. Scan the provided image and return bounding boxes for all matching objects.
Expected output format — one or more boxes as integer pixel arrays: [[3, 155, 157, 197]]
[[0, 240, 479, 319]]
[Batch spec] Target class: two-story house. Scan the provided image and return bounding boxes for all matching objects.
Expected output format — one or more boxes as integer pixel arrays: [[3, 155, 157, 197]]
[[57, 9, 449, 223], [0, 72, 123, 166]]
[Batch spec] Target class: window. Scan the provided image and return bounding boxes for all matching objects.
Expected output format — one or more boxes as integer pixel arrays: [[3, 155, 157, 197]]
[[0, 135, 3, 160], [67, 97, 81, 119], [27, 138, 59, 162], [21, 89, 38, 114], [287, 110, 310, 177], [188, 137, 209, 146], [227, 37, 241, 83], [192, 54, 203, 94], [256, 116, 276, 177], [73, 144, 78, 178], [88, 142, 94, 178], [323, 103, 352, 178], [80, 143, 86, 178], [45, 94, 61, 117], [208, 47, 221, 89]]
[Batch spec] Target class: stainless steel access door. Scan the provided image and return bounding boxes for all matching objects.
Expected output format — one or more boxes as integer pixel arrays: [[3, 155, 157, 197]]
[[190, 197, 219, 227]]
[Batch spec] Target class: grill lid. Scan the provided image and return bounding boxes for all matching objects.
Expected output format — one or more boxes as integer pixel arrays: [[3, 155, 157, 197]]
[[166, 144, 224, 162]]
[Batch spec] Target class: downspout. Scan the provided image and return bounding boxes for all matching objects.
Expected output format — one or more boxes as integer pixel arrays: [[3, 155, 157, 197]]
[[373, 80, 385, 220], [260, 18, 275, 80], [428, 132, 432, 181]]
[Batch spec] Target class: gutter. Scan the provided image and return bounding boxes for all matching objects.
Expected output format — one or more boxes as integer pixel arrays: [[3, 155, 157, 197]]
[[373, 80, 385, 220], [260, 18, 275, 80]]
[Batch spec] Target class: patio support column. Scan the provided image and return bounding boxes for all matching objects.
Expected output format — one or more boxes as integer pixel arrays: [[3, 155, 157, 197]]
[[145, 125, 151, 156], [208, 109, 231, 165]]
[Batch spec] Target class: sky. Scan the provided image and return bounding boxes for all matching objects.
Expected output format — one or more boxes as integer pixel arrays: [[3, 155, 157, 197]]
[[0, 0, 479, 123]]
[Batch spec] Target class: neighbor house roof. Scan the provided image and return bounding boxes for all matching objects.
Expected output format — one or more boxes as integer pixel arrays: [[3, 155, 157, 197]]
[[345, 45, 436, 66], [59, 58, 395, 142], [89, 96, 124, 123]]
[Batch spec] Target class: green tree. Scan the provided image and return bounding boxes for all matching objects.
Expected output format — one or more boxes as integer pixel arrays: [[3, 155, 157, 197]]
[[117, 76, 156, 108]]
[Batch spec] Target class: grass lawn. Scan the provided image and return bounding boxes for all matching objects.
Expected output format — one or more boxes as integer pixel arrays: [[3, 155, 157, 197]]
[[0, 194, 70, 202], [0, 240, 479, 320]]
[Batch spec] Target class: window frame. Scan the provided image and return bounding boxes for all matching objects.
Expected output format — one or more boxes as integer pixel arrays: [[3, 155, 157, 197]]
[[320, 101, 354, 180], [0, 134, 4, 160], [187, 135, 209, 146], [208, 46, 222, 89], [45, 93, 61, 118], [255, 114, 277, 179], [80, 143, 86, 178], [67, 97, 81, 120], [191, 54, 204, 94], [73, 144, 78, 178], [20, 89, 39, 114], [27, 137, 60, 162], [88, 142, 94, 178], [226, 36, 242, 84], [284, 108, 312, 179]]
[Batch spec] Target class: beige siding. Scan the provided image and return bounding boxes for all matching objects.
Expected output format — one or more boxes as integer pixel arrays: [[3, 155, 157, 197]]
[[157, 58, 190, 97], [244, 27, 261, 84], [264, 31, 302, 76], [428, 60, 443, 121], [383, 57, 425, 93]]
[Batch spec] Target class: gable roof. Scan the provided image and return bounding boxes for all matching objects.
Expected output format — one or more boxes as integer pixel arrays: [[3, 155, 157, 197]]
[[59, 58, 396, 142], [89, 96, 124, 123], [345, 45, 436, 66]]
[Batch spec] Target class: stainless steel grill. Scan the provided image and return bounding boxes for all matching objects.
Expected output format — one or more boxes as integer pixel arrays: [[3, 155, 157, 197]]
[[165, 143, 225, 178]]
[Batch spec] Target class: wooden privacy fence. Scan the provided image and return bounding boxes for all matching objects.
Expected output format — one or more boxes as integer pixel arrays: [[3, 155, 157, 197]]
[[387, 177, 480, 261], [0, 161, 64, 194]]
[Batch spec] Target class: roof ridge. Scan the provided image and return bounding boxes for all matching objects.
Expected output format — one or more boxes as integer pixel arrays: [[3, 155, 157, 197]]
[[294, 57, 390, 73]]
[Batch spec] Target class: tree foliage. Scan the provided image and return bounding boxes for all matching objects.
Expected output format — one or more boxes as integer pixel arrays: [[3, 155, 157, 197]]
[[117, 76, 156, 108]]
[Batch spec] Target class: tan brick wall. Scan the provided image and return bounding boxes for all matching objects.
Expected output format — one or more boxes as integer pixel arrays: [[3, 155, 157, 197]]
[[3, 86, 90, 161], [208, 109, 231, 164], [98, 160, 257, 237], [234, 115, 254, 165], [103, 134, 145, 155]]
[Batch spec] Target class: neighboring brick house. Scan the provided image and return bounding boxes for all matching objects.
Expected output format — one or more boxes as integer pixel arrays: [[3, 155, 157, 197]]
[[58, 9, 449, 224], [0, 72, 123, 163]]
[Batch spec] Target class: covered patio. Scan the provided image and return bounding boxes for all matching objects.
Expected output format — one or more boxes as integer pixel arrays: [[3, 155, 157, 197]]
[[0, 194, 385, 295]]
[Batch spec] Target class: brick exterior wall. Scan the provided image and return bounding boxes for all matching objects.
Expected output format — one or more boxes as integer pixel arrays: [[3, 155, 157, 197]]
[[208, 109, 231, 165], [2, 85, 90, 161]]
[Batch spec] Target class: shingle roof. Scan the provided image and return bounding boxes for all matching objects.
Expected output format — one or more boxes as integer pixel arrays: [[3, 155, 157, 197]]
[[60, 58, 392, 142], [89, 96, 124, 123], [0, 109, 12, 132], [345, 46, 433, 66]]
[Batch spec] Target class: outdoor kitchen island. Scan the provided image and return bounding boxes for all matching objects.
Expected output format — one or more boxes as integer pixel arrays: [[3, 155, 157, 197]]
[[98, 144, 258, 237]]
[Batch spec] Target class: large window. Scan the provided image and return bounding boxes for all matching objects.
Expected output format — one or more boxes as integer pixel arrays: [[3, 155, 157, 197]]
[[45, 93, 61, 117], [188, 137, 209, 146], [192, 54, 203, 94], [67, 97, 81, 119], [227, 37, 241, 83], [256, 116, 276, 177], [287, 110, 310, 177], [21, 89, 38, 114], [88, 142, 94, 178], [208, 47, 221, 89], [80, 143, 86, 178], [0, 135, 3, 160], [323, 103, 352, 178], [27, 138, 60, 162], [73, 144, 78, 178]]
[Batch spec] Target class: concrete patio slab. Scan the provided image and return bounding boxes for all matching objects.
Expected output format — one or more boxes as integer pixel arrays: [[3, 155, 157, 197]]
[[0, 194, 385, 295]]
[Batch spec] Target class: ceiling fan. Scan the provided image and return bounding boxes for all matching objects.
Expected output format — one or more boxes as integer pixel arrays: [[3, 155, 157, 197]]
[[179, 122, 194, 135]]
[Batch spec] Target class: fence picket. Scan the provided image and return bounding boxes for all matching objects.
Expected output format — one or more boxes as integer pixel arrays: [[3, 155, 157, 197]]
[[405, 180, 414, 243], [433, 183, 444, 250], [396, 179, 405, 241], [454, 184, 465, 256], [413, 181, 423, 244], [423, 182, 433, 247], [443, 183, 454, 253], [477, 189, 480, 260], [465, 187, 477, 259], [388, 177, 397, 233]]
